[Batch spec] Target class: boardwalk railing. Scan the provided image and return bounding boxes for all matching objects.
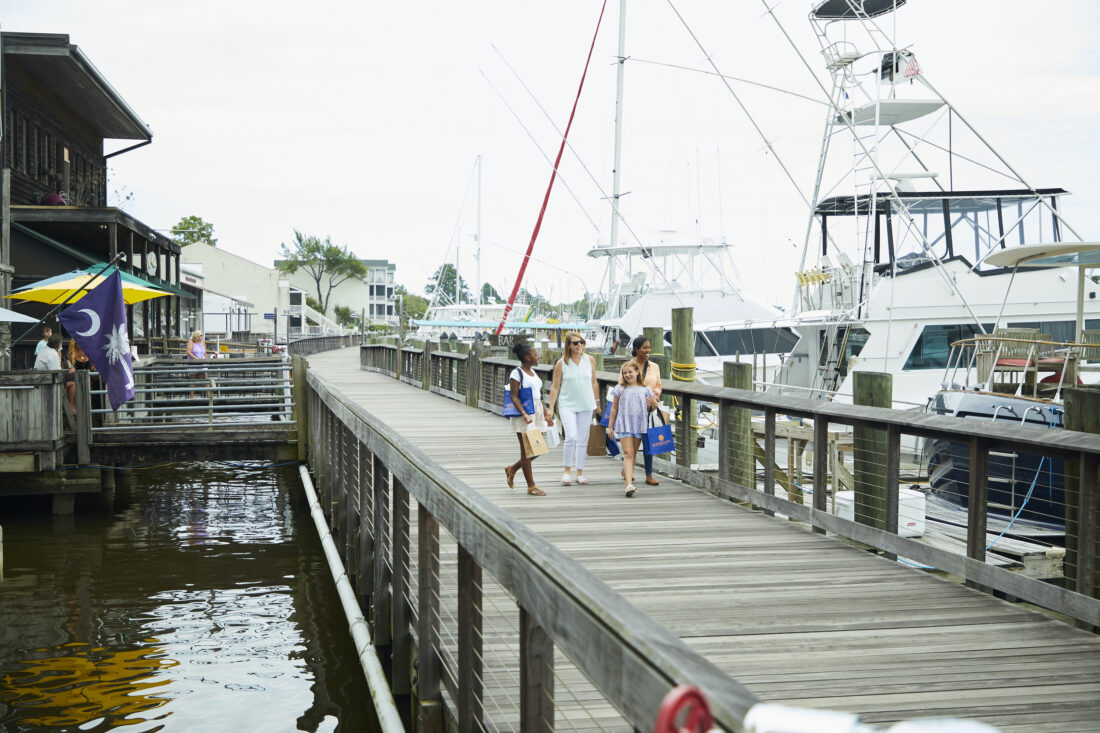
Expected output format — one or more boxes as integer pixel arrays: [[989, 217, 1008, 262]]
[[361, 342, 1100, 631], [70, 356, 297, 461], [289, 334, 362, 357], [305, 368, 763, 732], [0, 370, 66, 471]]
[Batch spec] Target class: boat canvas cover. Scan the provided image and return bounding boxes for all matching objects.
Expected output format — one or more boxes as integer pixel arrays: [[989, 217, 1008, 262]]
[[813, 0, 905, 19], [814, 188, 1069, 217]]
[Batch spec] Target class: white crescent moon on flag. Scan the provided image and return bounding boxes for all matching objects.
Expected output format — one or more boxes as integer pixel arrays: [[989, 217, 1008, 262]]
[[76, 308, 101, 337]]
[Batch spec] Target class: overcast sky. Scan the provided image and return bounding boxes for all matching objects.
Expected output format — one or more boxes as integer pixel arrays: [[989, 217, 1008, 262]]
[[4, 1, 1099, 309]]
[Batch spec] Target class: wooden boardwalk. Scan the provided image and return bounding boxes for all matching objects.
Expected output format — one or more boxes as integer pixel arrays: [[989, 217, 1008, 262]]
[[309, 348, 1100, 732]]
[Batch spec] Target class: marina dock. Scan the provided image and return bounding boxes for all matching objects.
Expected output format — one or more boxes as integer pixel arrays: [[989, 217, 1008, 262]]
[[300, 345, 1100, 732]]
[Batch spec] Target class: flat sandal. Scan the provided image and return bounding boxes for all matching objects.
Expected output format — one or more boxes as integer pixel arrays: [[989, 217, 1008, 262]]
[[527, 486, 546, 496]]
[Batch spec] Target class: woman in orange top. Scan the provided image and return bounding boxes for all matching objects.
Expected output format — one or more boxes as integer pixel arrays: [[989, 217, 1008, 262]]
[[630, 335, 663, 486]]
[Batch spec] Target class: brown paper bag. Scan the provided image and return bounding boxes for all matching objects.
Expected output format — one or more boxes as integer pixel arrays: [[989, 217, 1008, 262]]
[[522, 428, 548, 458], [587, 421, 607, 456]]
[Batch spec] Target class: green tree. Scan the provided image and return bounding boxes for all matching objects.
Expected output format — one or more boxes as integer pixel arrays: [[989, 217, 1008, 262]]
[[395, 285, 429, 327], [425, 263, 472, 304], [278, 230, 368, 313], [480, 282, 503, 304], [333, 304, 356, 327], [171, 215, 218, 247], [305, 296, 324, 313]]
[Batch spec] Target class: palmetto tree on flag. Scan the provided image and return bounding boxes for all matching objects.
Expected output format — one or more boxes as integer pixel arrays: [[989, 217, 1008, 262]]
[[58, 268, 135, 411]]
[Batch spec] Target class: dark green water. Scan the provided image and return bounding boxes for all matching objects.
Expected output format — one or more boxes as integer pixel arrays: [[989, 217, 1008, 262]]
[[0, 462, 378, 732]]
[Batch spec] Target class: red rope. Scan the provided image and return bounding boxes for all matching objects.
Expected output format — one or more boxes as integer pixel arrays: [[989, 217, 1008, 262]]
[[494, 0, 609, 335]]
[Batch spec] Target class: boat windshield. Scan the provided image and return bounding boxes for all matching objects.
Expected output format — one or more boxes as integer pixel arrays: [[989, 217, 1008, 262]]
[[695, 327, 799, 358]]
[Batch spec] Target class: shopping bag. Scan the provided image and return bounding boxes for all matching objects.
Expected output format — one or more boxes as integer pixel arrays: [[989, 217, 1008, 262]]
[[598, 400, 614, 427], [587, 420, 607, 456], [545, 424, 561, 449], [604, 434, 620, 457], [502, 386, 535, 417], [642, 410, 675, 455], [522, 428, 549, 458]]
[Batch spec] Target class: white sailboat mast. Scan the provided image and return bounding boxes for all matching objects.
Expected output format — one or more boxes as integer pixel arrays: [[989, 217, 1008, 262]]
[[476, 154, 482, 319], [607, 0, 627, 319]]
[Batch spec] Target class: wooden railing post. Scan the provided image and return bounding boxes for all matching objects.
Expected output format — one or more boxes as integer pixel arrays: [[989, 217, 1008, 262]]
[[293, 355, 309, 461], [813, 416, 829, 535], [315, 404, 329, 506], [722, 363, 754, 493], [391, 476, 411, 695], [417, 505, 443, 731], [853, 371, 892, 530], [75, 370, 92, 464], [1077, 452, 1097, 616], [465, 344, 480, 408], [357, 445, 373, 609], [334, 422, 349, 547], [520, 606, 554, 733], [884, 424, 901, 560], [763, 408, 776, 517], [458, 546, 484, 731], [967, 437, 990, 591], [345, 436, 357, 579], [372, 454, 392, 652], [1065, 388, 1100, 605], [422, 341, 434, 391]]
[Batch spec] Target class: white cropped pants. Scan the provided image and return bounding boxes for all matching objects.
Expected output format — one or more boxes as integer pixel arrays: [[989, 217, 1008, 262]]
[[559, 406, 593, 470]]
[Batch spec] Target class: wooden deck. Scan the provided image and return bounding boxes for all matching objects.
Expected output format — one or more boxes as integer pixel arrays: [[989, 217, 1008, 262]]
[[309, 348, 1100, 732]]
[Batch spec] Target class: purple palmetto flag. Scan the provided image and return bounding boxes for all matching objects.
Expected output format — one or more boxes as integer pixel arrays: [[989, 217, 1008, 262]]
[[58, 268, 135, 411]]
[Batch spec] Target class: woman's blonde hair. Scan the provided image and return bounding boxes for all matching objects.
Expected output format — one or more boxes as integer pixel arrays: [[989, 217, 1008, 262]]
[[563, 331, 584, 348], [68, 339, 85, 362], [190, 330, 203, 342], [618, 359, 641, 385]]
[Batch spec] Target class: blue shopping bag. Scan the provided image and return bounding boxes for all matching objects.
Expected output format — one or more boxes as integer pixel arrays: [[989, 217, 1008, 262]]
[[598, 399, 614, 427], [604, 434, 620, 457], [641, 410, 674, 455], [502, 386, 535, 417]]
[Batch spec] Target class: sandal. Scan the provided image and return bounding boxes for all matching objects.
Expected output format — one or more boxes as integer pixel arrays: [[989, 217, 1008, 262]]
[[527, 486, 546, 496], [624, 485, 636, 498], [576, 476, 588, 485], [504, 465, 517, 490], [561, 473, 573, 485]]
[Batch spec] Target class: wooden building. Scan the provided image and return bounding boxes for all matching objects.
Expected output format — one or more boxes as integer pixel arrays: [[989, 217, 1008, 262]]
[[0, 32, 190, 368]]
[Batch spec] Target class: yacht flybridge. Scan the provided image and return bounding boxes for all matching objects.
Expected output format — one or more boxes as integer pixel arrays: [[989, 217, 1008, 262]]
[[587, 236, 792, 383], [762, 0, 1100, 407]]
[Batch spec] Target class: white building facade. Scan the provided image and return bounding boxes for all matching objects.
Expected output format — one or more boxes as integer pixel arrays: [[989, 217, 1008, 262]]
[[180, 244, 295, 342]]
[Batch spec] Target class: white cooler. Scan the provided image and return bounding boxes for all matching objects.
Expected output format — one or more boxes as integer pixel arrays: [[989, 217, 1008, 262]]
[[834, 488, 926, 537]]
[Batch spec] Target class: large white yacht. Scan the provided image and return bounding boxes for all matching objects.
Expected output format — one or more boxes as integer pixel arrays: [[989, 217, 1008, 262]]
[[758, 0, 1100, 408]]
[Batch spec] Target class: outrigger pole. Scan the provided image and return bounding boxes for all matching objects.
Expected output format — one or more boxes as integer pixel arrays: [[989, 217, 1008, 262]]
[[494, 0, 609, 336]]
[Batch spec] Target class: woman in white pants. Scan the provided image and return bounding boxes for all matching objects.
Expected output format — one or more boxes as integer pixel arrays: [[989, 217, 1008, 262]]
[[548, 332, 601, 485]]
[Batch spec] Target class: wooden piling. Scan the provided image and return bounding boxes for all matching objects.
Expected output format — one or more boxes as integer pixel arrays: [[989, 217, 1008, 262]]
[[292, 356, 309, 461], [643, 326, 664, 357], [1065, 387, 1100, 606], [722, 363, 755, 493], [853, 371, 892, 530], [422, 340, 434, 390], [671, 307, 697, 467]]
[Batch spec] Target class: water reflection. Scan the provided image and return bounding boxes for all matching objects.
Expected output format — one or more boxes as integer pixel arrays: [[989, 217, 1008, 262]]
[[0, 462, 375, 732], [2, 642, 173, 728]]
